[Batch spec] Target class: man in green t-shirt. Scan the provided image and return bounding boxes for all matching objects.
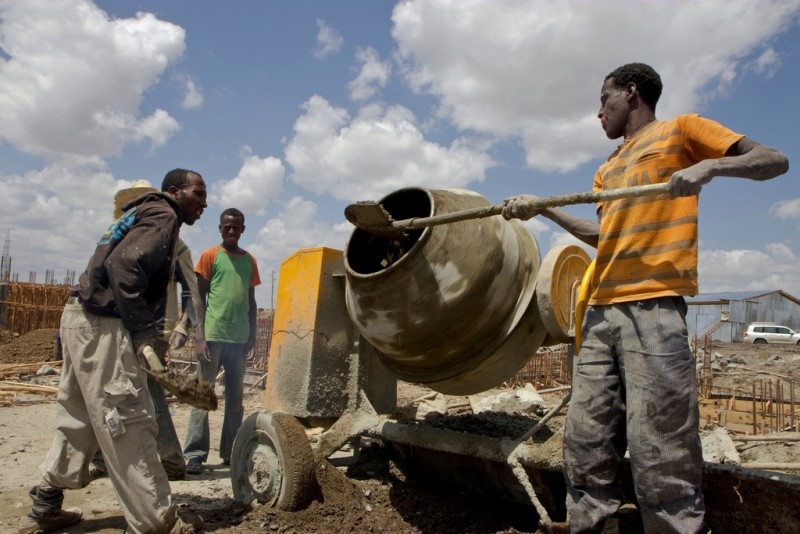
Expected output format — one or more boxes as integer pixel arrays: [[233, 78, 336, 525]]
[[183, 208, 260, 474]]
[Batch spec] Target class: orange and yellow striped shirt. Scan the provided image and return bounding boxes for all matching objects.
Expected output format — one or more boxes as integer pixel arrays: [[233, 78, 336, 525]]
[[589, 114, 743, 305]]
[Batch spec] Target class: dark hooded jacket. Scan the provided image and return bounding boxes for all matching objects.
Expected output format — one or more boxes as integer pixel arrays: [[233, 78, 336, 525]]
[[74, 191, 182, 343]]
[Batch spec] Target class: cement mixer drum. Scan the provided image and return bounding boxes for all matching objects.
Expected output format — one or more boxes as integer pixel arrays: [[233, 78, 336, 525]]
[[344, 187, 549, 395]]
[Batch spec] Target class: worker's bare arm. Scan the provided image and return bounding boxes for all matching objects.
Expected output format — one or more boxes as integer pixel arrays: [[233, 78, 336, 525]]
[[503, 194, 599, 248], [194, 274, 210, 361], [669, 137, 789, 197], [540, 207, 599, 248]]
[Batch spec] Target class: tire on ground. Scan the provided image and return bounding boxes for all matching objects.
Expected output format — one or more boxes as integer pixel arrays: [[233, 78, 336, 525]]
[[230, 410, 315, 510]]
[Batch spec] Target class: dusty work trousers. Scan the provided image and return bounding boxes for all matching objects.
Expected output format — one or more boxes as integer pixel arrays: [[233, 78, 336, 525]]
[[40, 302, 179, 533], [183, 341, 246, 463], [92, 348, 187, 478], [563, 297, 704, 533]]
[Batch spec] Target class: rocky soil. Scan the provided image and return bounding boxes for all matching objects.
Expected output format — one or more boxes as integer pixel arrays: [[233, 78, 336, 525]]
[[0, 328, 59, 364], [1, 330, 800, 533], [696, 339, 800, 393]]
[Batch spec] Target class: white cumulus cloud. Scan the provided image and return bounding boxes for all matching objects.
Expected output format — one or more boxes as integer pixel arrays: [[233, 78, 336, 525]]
[[250, 196, 351, 265], [770, 198, 800, 220], [211, 147, 285, 215], [699, 246, 800, 297], [134, 109, 181, 150], [0, 0, 186, 158], [0, 158, 145, 274], [180, 76, 204, 109], [285, 96, 495, 201], [314, 19, 344, 59], [349, 47, 392, 101], [391, 0, 800, 172]]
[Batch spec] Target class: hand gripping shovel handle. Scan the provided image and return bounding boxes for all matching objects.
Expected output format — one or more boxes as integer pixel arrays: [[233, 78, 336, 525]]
[[142, 345, 218, 411], [345, 183, 671, 236], [142, 345, 166, 372], [388, 183, 670, 231]]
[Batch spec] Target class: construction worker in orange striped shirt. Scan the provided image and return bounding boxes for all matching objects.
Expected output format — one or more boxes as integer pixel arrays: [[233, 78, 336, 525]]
[[503, 62, 789, 533]]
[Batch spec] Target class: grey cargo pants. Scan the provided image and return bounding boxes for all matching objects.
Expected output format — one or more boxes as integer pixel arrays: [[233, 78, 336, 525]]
[[91, 340, 187, 479], [39, 301, 181, 533], [563, 296, 705, 533]]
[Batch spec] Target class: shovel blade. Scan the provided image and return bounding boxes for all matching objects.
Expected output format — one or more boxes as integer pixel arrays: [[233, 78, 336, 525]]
[[145, 368, 218, 411], [344, 201, 411, 237], [344, 201, 392, 226]]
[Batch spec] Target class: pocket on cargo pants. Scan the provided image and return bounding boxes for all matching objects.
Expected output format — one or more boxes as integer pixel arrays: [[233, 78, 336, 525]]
[[100, 377, 175, 533], [102, 377, 155, 437]]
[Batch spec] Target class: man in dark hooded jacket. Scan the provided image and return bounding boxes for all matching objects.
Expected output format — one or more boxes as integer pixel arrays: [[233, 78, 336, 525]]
[[19, 169, 207, 534]]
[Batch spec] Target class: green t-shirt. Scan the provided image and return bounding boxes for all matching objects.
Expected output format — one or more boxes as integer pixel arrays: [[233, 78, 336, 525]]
[[196, 245, 259, 343]]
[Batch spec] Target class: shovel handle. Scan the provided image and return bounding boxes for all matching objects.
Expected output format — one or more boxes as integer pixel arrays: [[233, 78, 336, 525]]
[[389, 183, 670, 230], [142, 345, 165, 373]]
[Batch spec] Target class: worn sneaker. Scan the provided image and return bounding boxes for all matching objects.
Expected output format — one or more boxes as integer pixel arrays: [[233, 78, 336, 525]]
[[185, 458, 203, 475], [17, 508, 82, 534], [89, 466, 108, 479], [174, 510, 203, 533], [166, 470, 186, 481]]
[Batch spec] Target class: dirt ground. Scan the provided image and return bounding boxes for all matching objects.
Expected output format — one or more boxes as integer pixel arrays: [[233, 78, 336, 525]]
[[0, 329, 550, 533], [1, 331, 800, 533], [0, 381, 547, 534], [0, 328, 59, 364]]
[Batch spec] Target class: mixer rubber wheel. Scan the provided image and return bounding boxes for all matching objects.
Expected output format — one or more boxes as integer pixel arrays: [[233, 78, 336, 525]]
[[230, 410, 316, 510]]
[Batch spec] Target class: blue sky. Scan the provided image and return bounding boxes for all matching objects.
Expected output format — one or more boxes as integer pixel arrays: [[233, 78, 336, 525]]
[[1, 0, 799, 308]]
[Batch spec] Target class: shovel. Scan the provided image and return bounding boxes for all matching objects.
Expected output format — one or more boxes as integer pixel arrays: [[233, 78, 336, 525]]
[[345, 183, 670, 237], [143, 345, 218, 411]]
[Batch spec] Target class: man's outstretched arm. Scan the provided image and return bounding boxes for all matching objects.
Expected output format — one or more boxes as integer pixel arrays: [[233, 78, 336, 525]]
[[669, 137, 789, 197], [503, 195, 600, 248]]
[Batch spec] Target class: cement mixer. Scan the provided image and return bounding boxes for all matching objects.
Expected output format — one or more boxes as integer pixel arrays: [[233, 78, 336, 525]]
[[344, 187, 587, 394], [230, 188, 800, 533], [240, 187, 591, 528]]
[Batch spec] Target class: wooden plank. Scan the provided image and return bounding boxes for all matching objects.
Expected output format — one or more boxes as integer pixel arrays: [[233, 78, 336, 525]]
[[0, 382, 58, 394], [734, 433, 800, 442], [723, 422, 754, 435], [744, 463, 800, 471]]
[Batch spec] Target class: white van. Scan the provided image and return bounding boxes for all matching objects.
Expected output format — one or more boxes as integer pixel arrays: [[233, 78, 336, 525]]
[[743, 323, 800, 345]]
